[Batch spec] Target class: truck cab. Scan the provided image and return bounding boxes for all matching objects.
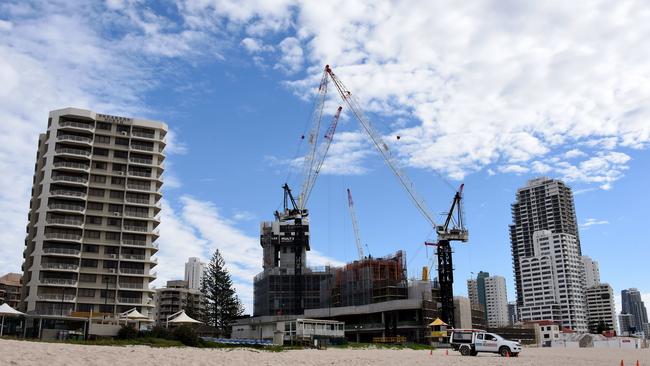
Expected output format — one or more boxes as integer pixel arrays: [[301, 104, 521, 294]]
[[449, 329, 521, 357]]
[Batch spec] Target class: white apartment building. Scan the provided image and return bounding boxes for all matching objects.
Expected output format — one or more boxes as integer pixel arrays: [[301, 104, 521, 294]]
[[585, 283, 617, 333], [483, 276, 509, 328], [467, 279, 479, 309], [519, 230, 587, 332], [20, 108, 166, 320], [184, 257, 205, 290], [582, 256, 600, 288]]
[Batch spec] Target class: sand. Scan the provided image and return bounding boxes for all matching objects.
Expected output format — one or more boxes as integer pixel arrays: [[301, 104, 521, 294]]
[[1, 339, 649, 366]]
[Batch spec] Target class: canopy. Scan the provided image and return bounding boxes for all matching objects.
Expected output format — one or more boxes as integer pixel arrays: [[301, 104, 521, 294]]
[[121, 308, 149, 320], [0, 303, 25, 316], [429, 318, 447, 327], [167, 310, 202, 324]]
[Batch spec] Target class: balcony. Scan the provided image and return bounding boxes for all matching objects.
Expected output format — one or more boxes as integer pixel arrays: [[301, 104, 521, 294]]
[[46, 218, 84, 227], [120, 268, 144, 275], [45, 233, 82, 241], [131, 131, 155, 139], [118, 297, 142, 304], [124, 211, 149, 218], [42, 263, 79, 271], [51, 175, 88, 184], [131, 144, 153, 152], [43, 248, 81, 256], [59, 121, 94, 130], [57, 135, 92, 144], [38, 294, 76, 302], [129, 157, 153, 165], [119, 282, 143, 289], [50, 190, 87, 199], [49, 204, 85, 212], [128, 170, 151, 178], [121, 254, 145, 261], [127, 184, 151, 192], [125, 197, 150, 205], [53, 161, 90, 171], [55, 148, 91, 157], [122, 239, 146, 247], [41, 278, 77, 286], [123, 225, 148, 233]]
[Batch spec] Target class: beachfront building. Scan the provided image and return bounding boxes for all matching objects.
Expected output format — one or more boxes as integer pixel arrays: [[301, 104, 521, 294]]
[[155, 280, 203, 324], [585, 283, 617, 333], [621, 288, 648, 334], [581, 256, 600, 288], [20, 108, 166, 324], [467, 271, 509, 327], [0, 273, 22, 308], [184, 257, 205, 291]]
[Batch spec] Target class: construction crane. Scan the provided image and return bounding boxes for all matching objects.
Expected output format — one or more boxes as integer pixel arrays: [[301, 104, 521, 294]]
[[324, 65, 468, 327], [347, 188, 365, 260]]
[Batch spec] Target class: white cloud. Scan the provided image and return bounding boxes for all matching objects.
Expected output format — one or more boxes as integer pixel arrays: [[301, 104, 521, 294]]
[[580, 218, 610, 229], [275, 37, 304, 74], [177, 0, 650, 188], [498, 165, 529, 174], [241, 37, 274, 53]]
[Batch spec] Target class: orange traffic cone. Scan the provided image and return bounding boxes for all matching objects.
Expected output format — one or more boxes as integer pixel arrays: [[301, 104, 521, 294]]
[[429, 349, 433, 356], [506, 350, 510, 358], [620, 360, 624, 366], [636, 361, 639, 366]]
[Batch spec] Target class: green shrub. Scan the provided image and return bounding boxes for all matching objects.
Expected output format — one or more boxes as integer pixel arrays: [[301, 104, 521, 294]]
[[117, 325, 138, 339], [147, 326, 172, 340], [172, 325, 199, 347]]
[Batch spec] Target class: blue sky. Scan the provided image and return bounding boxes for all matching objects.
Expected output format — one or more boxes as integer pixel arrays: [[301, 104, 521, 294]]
[[1, 0, 649, 313]]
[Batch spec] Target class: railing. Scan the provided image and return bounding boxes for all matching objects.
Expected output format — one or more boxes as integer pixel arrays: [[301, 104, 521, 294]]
[[43, 248, 80, 255], [50, 190, 86, 198], [120, 268, 144, 275], [131, 144, 153, 151], [118, 297, 142, 304], [47, 218, 83, 226], [57, 135, 92, 143], [124, 211, 148, 218], [126, 197, 150, 204], [42, 263, 79, 270], [53, 162, 89, 170], [52, 175, 88, 184], [49, 204, 85, 212], [45, 233, 82, 241], [129, 157, 153, 165], [128, 170, 151, 178], [122, 239, 146, 246], [123, 226, 147, 232], [132, 131, 155, 139], [55, 148, 91, 156], [38, 294, 76, 301], [127, 184, 151, 191], [121, 254, 145, 260], [119, 282, 143, 289], [41, 278, 77, 286], [60, 121, 94, 130]]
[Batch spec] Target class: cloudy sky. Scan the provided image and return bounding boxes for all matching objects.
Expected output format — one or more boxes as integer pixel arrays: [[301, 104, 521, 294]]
[[1, 0, 649, 312]]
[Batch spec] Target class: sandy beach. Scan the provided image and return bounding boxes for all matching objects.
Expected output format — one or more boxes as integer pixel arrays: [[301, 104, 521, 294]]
[[0, 339, 648, 366]]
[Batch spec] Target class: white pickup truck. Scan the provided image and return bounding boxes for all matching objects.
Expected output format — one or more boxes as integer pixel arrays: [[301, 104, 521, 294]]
[[449, 329, 521, 357]]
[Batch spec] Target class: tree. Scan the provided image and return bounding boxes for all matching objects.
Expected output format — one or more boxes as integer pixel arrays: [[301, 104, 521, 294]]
[[596, 319, 611, 334], [200, 249, 244, 337], [183, 292, 200, 320]]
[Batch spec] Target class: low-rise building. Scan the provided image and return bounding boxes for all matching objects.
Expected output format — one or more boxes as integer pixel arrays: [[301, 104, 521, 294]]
[[155, 280, 202, 324], [526, 320, 561, 346], [585, 284, 617, 333], [0, 273, 22, 308]]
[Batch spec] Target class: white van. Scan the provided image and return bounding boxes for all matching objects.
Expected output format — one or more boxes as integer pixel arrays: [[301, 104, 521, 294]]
[[449, 329, 521, 357]]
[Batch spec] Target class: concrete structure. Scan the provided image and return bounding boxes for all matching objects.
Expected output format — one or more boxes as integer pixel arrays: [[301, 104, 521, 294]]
[[527, 320, 561, 346], [467, 279, 479, 310], [155, 280, 202, 324], [508, 302, 518, 326], [618, 313, 635, 336], [510, 177, 581, 308], [232, 316, 344, 345], [0, 273, 22, 308], [471, 304, 487, 330], [20, 108, 165, 320], [483, 275, 509, 327], [453, 296, 472, 329], [518, 230, 587, 331], [184, 257, 205, 290], [581, 256, 600, 288], [585, 284, 617, 333], [621, 288, 648, 334]]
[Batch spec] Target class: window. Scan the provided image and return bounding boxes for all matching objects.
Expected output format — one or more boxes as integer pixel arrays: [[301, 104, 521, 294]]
[[78, 289, 95, 297], [115, 137, 129, 146], [107, 218, 121, 227], [476, 334, 484, 340], [88, 188, 105, 197], [111, 177, 125, 185], [85, 216, 102, 225], [91, 175, 106, 183], [83, 244, 99, 253], [110, 190, 124, 199], [93, 161, 107, 170], [84, 230, 100, 239], [87, 202, 103, 211], [108, 204, 122, 213], [93, 148, 109, 156], [484, 334, 497, 341], [105, 232, 120, 241], [81, 259, 98, 268], [97, 122, 111, 131], [95, 135, 111, 144], [114, 151, 128, 159], [79, 274, 96, 283]]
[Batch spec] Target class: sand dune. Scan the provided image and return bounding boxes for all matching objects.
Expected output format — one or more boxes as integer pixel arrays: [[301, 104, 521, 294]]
[[1, 339, 649, 366]]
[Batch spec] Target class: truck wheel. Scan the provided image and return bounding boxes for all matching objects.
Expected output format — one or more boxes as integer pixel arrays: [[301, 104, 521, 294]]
[[499, 346, 511, 357], [460, 346, 471, 356], [470, 350, 478, 356]]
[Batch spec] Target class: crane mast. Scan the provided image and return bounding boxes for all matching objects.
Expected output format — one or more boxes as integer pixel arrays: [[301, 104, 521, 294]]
[[347, 188, 365, 260], [324, 65, 468, 327]]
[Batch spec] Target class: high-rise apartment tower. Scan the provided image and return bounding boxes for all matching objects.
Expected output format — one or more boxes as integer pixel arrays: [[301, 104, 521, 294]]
[[184, 257, 205, 290], [20, 108, 166, 320]]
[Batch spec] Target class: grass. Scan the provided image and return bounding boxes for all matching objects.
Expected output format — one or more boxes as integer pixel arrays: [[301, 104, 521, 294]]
[[331, 342, 434, 351]]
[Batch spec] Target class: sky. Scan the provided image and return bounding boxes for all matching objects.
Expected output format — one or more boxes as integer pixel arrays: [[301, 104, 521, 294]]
[[1, 0, 649, 314]]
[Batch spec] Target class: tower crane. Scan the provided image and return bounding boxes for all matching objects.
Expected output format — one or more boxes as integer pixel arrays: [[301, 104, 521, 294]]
[[347, 188, 365, 260], [324, 65, 468, 327]]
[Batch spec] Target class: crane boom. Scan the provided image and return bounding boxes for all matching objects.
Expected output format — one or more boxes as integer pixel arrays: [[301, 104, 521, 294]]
[[347, 188, 365, 260], [324, 65, 438, 229]]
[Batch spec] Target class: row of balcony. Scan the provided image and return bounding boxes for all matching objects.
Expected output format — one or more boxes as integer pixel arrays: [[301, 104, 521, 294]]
[[59, 121, 160, 141], [41, 263, 157, 276]]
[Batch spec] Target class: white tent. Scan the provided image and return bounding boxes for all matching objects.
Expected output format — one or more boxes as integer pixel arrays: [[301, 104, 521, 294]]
[[120, 308, 150, 321], [166, 310, 202, 328], [0, 303, 25, 336]]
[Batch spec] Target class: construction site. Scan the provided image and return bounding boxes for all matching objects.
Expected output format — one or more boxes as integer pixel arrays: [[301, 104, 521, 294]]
[[234, 65, 469, 345]]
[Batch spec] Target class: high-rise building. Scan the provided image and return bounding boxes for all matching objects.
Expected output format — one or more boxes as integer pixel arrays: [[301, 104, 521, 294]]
[[510, 177, 580, 307], [184, 257, 205, 290], [621, 288, 648, 333], [20, 108, 166, 320], [585, 283, 616, 333], [582, 256, 600, 288], [507, 302, 518, 325], [619, 313, 635, 336], [510, 178, 586, 332], [155, 280, 203, 324], [0, 273, 22, 308], [483, 275, 509, 328], [467, 279, 479, 309]]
